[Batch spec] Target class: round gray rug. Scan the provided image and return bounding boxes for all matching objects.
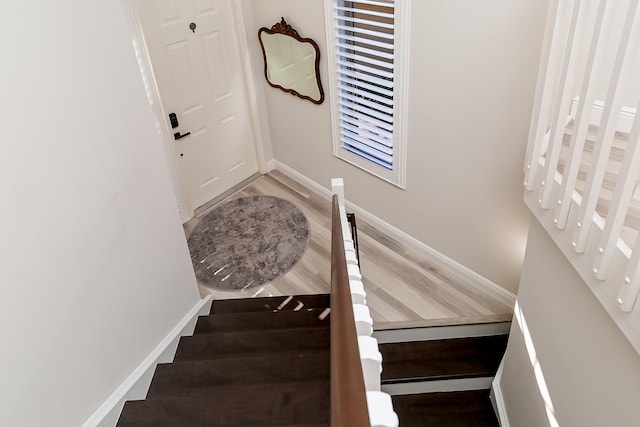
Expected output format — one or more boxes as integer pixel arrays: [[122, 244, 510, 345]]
[[188, 195, 310, 291]]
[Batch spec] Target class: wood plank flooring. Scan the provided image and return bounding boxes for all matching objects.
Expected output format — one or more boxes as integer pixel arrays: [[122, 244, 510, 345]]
[[184, 170, 513, 329]]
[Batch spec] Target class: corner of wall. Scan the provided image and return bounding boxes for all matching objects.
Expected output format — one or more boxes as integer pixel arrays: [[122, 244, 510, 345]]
[[265, 159, 276, 172], [235, 0, 274, 173], [490, 359, 510, 427]]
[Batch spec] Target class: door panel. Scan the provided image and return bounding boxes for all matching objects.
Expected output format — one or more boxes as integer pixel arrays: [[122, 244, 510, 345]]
[[202, 33, 231, 101], [133, 0, 258, 213]]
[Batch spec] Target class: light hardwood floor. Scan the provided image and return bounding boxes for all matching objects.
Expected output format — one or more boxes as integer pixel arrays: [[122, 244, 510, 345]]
[[184, 170, 514, 330]]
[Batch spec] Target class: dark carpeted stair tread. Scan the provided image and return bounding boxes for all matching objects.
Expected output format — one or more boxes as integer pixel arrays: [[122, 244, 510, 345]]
[[194, 308, 330, 334], [117, 380, 330, 427], [380, 335, 508, 383], [209, 294, 330, 314], [147, 350, 329, 398], [174, 327, 330, 361], [391, 390, 500, 427], [146, 377, 329, 400]]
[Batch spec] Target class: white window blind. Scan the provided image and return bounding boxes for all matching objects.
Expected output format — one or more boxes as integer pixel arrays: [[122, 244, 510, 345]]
[[326, 0, 409, 187]]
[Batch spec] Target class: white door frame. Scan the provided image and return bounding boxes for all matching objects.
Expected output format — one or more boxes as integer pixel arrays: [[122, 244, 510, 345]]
[[121, 0, 269, 223]]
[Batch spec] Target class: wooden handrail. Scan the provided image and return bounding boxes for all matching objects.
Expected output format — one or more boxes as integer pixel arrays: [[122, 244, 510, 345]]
[[330, 195, 370, 427]]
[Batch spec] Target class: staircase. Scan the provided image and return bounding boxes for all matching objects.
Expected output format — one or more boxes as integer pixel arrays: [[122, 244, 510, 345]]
[[116, 296, 510, 426], [116, 294, 331, 427], [376, 324, 509, 426], [116, 293, 509, 426]]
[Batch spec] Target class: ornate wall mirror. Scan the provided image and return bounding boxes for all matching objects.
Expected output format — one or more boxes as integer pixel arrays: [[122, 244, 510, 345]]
[[258, 18, 324, 104]]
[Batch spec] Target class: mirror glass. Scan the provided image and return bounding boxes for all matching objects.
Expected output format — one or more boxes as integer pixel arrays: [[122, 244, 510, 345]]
[[258, 18, 324, 104]]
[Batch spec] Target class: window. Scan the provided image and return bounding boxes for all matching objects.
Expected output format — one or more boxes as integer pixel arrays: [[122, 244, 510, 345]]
[[324, 0, 410, 188]]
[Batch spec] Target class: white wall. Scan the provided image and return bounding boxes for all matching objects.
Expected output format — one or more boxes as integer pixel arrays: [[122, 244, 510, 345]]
[[499, 220, 640, 426], [0, 2, 201, 426], [247, 0, 549, 293]]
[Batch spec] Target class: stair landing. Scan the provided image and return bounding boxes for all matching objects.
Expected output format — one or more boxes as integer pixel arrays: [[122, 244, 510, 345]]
[[187, 171, 515, 331]]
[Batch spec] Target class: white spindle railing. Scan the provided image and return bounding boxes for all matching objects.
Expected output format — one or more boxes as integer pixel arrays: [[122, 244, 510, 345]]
[[332, 178, 399, 427], [525, 0, 640, 353], [553, 1, 608, 229], [539, 0, 582, 210]]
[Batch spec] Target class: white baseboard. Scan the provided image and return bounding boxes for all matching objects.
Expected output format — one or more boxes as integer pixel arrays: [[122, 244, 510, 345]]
[[82, 296, 212, 427], [490, 359, 510, 427], [264, 159, 276, 173], [274, 161, 333, 199], [274, 161, 516, 305]]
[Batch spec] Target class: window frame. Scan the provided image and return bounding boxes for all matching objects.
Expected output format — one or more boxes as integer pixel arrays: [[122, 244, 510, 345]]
[[324, 0, 411, 188]]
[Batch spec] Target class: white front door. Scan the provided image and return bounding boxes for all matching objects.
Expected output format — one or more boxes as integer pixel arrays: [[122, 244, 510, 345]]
[[133, 0, 258, 214]]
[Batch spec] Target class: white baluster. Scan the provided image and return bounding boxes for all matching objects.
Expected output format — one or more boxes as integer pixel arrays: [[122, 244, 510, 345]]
[[350, 279, 368, 305], [345, 250, 359, 265], [366, 391, 399, 427], [344, 243, 357, 255], [353, 303, 373, 337], [619, 235, 640, 312], [616, 115, 640, 310], [357, 336, 383, 392], [348, 263, 363, 281], [344, 239, 356, 254], [342, 225, 353, 246]]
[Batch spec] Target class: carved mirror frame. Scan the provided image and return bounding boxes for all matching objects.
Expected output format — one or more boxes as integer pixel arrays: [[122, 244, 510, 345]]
[[258, 18, 324, 104]]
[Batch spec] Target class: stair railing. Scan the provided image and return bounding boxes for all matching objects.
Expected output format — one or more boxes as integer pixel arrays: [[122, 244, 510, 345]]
[[523, 0, 640, 353], [330, 178, 398, 427], [330, 192, 369, 426]]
